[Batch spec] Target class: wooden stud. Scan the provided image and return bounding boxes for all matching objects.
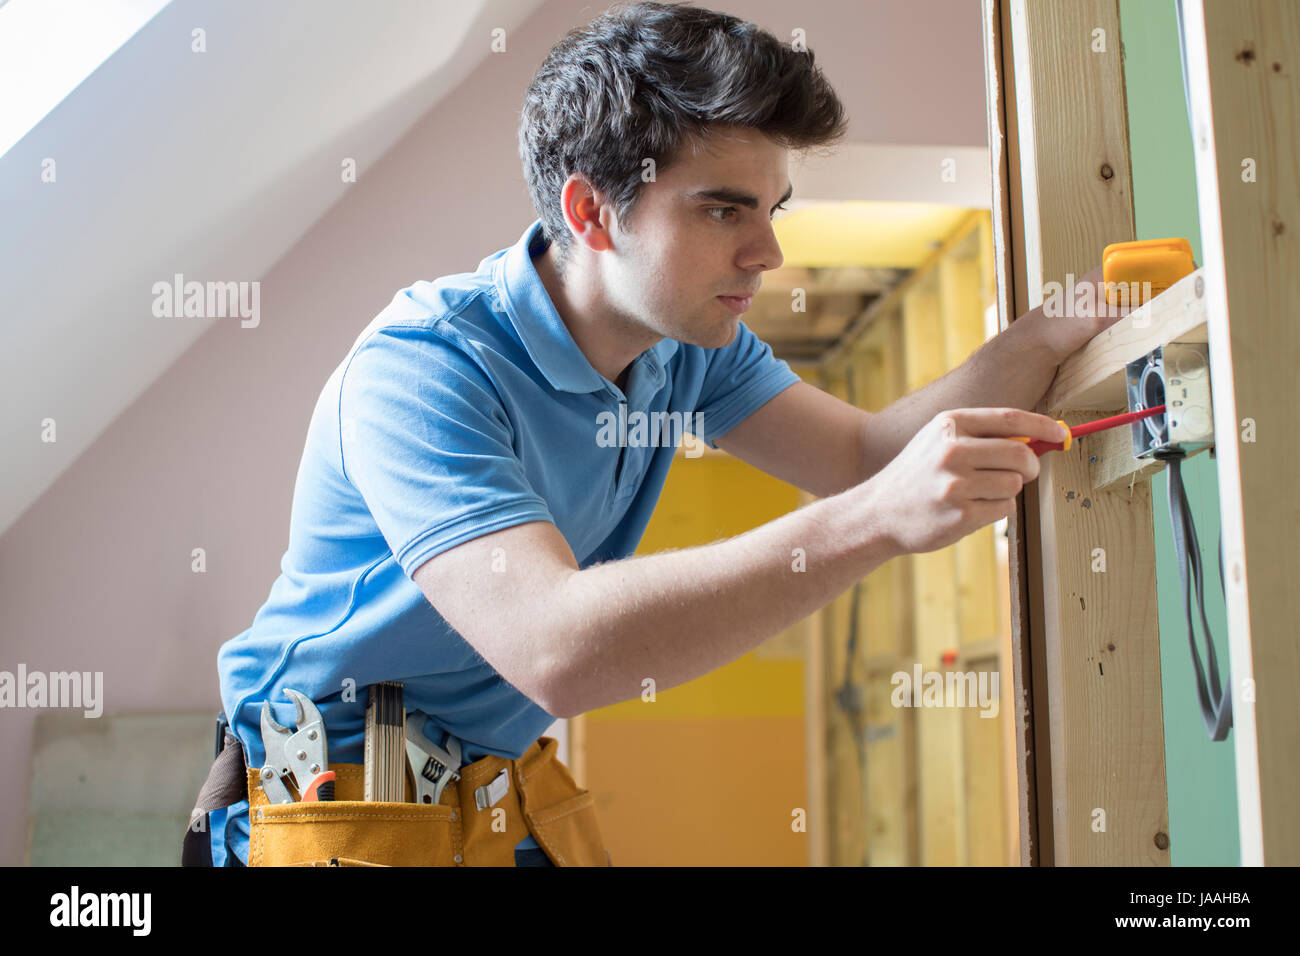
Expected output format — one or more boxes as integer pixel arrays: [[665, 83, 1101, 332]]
[[983, 0, 1041, 866], [1182, 0, 1300, 865], [990, 0, 1171, 865], [804, 600, 829, 867], [1044, 270, 1209, 411]]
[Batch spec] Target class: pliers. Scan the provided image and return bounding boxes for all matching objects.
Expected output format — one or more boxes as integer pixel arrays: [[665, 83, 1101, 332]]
[[258, 689, 336, 804]]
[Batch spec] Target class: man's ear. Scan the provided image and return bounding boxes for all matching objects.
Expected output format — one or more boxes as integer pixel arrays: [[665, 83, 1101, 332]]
[[559, 175, 616, 255]]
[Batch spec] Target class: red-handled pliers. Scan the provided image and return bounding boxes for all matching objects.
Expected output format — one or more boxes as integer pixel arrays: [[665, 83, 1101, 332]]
[[258, 689, 336, 803]]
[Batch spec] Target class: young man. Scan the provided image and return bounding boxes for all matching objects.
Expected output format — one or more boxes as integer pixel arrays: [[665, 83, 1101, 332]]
[[200, 1, 1119, 866]]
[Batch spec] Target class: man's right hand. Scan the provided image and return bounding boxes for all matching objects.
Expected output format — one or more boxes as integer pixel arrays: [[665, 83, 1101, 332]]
[[861, 407, 1067, 555]]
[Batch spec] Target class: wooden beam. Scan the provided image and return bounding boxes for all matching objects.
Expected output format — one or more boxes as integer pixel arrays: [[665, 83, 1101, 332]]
[[992, 0, 1171, 865], [1085, 417, 1212, 494], [804, 600, 829, 867], [1039, 268, 1210, 490], [982, 0, 1041, 867], [1044, 269, 1209, 410], [1182, 0, 1300, 866]]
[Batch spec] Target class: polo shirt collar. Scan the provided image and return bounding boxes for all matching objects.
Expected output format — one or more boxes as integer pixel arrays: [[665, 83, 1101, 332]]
[[496, 219, 678, 396]]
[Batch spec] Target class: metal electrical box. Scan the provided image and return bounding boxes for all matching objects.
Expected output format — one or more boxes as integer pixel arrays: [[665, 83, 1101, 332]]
[[1125, 342, 1215, 459]]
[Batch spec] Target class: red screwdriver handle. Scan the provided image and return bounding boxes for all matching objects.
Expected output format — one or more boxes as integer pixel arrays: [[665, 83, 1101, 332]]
[[1010, 405, 1167, 457]]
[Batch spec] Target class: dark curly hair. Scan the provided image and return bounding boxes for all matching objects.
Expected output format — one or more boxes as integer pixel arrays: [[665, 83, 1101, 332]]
[[518, 0, 848, 274]]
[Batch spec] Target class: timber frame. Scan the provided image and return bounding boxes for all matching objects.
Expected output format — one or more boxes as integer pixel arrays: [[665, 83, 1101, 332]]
[[984, 0, 1300, 865]]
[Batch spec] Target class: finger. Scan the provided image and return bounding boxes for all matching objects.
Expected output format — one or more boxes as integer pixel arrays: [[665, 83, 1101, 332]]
[[946, 407, 1069, 442], [949, 436, 1041, 481], [965, 497, 1018, 528], [964, 471, 1026, 501]]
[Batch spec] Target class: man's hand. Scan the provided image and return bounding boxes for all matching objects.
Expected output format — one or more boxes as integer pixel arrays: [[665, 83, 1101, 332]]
[[860, 407, 1066, 555], [1014, 264, 1137, 365]]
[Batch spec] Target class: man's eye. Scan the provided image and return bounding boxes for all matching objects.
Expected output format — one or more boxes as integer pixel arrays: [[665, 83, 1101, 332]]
[[707, 204, 788, 222]]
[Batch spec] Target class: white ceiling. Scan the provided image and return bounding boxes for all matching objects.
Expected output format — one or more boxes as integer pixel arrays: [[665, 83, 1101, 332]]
[[0, 0, 545, 537]]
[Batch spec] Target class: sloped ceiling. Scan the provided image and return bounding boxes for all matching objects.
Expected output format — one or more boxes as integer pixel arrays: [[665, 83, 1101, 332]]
[[0, 0, 546, 538], [0, 0, 988, 539]]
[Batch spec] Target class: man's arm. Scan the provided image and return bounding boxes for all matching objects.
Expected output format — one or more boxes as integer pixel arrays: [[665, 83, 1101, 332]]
[[716, 267, 1123, 495], [412, 406, 1060, 719], [714, 318, 1059, 496], [413, 485, 898, 719], [710, 381, 872, 499]]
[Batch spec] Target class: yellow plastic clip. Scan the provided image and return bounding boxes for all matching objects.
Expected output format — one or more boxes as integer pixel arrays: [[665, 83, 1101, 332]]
[[1101, 237, 1195, 307]]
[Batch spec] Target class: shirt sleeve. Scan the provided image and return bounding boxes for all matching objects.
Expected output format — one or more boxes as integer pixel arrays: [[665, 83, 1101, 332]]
[[691, 320, 802, 448], [338, 325, 555, 578]]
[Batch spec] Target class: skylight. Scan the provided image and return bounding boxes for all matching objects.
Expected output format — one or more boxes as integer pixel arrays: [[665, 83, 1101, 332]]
[[0, 0, 172, 160]]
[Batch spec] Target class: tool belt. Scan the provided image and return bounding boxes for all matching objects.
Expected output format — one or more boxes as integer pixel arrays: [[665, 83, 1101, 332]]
[[183, 727, 611, 867]]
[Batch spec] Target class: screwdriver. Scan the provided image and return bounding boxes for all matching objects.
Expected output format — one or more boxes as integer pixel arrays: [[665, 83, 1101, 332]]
[[1011, 405, 1166, 456]]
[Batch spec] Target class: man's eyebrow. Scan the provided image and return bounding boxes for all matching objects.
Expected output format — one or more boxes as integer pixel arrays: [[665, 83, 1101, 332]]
[[685, 183, 794, 210]]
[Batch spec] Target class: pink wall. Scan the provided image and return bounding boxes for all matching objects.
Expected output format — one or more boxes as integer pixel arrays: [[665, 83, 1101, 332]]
[[0, 0, 985, 865]]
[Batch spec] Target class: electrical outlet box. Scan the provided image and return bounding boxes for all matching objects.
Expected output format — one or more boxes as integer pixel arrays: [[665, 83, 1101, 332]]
[[1125, 342, 1215, 459]]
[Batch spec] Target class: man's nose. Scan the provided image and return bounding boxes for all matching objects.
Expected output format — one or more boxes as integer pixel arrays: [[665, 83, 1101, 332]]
[[744, 224, 784, 273]]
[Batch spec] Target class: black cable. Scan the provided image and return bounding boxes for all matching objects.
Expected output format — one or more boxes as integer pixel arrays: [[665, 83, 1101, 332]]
[[1158, 451, 1232, 741]]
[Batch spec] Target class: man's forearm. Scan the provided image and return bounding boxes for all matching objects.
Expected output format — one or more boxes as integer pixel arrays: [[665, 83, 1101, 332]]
[[860, 312, 1062, 479], [551, 482, 898, 717]]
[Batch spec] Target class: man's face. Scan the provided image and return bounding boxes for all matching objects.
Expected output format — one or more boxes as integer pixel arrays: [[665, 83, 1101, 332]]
[[598, 126, 790, 349]]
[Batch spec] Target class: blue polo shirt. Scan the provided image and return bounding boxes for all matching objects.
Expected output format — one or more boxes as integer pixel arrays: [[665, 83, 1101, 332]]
[[213, 218, 801, 865]]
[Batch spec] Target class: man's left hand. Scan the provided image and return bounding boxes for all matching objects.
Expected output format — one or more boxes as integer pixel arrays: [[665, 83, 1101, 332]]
[[1016, 264, 1136, 365]]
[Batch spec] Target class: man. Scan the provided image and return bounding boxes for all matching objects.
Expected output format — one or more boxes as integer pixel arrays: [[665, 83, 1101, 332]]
[[198, 1, 1120, 866]]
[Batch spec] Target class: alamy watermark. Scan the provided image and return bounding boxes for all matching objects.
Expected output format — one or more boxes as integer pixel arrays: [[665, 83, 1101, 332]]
[[596, 405, 706, 458], [152, 273, 260, 328], [49, 886, 150, 935], [0, 665, 103, 718], [1041, 274, 1152, 319], [890, 664, 999, 718]]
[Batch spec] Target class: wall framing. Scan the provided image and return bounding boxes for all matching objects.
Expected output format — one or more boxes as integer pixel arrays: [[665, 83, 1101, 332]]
[[985, 0, 1300, 865]]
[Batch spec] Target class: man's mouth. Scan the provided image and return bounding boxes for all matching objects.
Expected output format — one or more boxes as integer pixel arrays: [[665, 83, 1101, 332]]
[[716, 294, 753, 314]]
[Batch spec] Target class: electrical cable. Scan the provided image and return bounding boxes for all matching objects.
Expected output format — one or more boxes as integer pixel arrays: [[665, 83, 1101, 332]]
[[1156, 449, 1233, 741]]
